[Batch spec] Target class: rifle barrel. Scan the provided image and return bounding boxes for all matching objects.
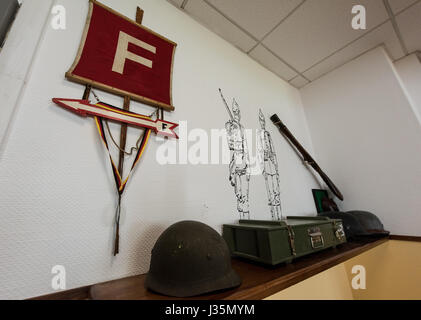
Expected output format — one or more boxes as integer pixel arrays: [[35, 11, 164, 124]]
[[219, 88, 234, 121], [270, 114, 344, 201]]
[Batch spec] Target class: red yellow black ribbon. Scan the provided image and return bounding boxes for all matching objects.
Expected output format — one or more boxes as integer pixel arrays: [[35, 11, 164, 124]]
[[93, 101, 151, 255], [94, 106, 151, 195]]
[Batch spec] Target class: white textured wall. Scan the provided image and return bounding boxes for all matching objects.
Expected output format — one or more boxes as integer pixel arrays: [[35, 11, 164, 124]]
[[301, 47, 421, 237], [394, 53, 421, 126], [0, 0, 53, 150], [0, 0, 318, 299]]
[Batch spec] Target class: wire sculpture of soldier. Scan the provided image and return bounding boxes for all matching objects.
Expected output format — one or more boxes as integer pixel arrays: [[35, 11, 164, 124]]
[[257, 109, 282, 220], [220, 89, 251, 219]]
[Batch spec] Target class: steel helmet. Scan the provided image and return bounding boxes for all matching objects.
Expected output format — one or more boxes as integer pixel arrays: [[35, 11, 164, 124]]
[[346, 210, 389, 237], [319, 211, 389, 239], [145, 220, 241, 297]]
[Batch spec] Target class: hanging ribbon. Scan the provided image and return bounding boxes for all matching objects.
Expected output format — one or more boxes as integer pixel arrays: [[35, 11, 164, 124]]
[[94, 103, 151, 255]]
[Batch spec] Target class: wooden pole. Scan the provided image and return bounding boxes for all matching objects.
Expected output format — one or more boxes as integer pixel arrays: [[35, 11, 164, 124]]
[[136, 6, 144, 24], [117, 96, 130, 175], [82, 84, 92, 100], [113, 8, 146, 256], [117, 7, 144, 177]]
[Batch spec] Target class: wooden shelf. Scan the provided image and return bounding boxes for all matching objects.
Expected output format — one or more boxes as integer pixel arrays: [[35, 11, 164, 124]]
[[33, 238, 388, 300]]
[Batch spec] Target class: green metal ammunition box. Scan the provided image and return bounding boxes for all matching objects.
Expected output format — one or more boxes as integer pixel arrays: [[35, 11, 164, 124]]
[[222, 216, 346, 265]]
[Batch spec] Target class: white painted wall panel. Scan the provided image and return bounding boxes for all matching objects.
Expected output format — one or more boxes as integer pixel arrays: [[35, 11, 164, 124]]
[[0, 0, 53, 149], [301, 47, 421, 237], [394, 54, 421, 126]]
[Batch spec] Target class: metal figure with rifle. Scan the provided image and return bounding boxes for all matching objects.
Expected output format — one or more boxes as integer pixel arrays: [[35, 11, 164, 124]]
[[219, 89, 251, 219]]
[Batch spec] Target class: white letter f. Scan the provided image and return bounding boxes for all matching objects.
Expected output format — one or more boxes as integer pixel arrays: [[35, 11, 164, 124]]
[[112, 31, 156, 74]]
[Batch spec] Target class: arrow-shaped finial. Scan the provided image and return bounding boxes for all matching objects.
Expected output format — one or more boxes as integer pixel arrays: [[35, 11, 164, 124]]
[[52, 98, 179, 139]]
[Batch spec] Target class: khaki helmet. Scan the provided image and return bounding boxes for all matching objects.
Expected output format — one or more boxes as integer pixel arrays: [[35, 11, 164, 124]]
[[145, 220, 241, 297]]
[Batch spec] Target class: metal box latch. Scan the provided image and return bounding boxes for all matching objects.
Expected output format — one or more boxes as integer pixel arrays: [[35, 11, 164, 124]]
[[308, 227, 324, 249], [286, 225, 297, 256], [334, 223, 346, 240]]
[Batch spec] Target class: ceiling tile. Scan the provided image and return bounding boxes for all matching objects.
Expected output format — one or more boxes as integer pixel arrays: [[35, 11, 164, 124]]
[[206, 0, 304, 40], [289, 75, 309, 88], [388, 0, 419, 14], [263, 0, 389, 72], [184, 0, 257, 52], [249, 44, 298, 81], [302, 21, 405, 81], [168, 0, 184, 8], [395, 1, 421, 53]]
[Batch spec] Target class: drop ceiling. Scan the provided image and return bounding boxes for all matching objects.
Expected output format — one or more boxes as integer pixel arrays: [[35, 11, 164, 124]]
[[168, 0, 421, 88]]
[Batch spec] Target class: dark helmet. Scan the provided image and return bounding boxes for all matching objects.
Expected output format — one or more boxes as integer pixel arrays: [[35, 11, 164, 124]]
[[145, 220, 241, 297], [319, 211, 389, 240], [346, 211, 389, 237]]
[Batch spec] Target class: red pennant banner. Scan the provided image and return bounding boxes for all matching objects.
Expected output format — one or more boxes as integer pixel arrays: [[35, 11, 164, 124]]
[[66, 0, 177, 111]]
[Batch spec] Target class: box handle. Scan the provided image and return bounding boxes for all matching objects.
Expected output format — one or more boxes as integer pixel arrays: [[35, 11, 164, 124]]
[[308, 228, 324, 249]]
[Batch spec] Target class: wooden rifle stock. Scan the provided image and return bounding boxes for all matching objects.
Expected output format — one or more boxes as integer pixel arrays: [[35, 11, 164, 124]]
[[270, 114, 344, 201]]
